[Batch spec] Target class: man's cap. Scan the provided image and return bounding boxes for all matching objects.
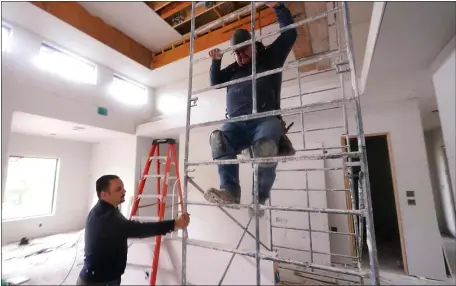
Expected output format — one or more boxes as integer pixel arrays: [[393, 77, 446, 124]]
[[230, 29, 251, 46]]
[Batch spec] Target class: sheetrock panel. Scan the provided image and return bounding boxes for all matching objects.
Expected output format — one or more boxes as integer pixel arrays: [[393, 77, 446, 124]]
[[272, 142, 331, 267], [127, 237, 275, 285]]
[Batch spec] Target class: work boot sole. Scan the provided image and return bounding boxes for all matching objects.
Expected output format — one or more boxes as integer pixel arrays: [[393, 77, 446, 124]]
[[204, 188, 241, 209]]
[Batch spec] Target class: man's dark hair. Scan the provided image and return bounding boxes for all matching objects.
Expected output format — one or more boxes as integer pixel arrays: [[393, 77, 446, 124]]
[[96, 175, 119, 198]]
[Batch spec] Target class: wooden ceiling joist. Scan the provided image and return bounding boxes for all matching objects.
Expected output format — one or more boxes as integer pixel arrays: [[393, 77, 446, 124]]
[[158, 1, 192, 19], [304, 2, 331, 70], [173, 2, 226, 29], [152, 7, 277, 69], [287, 2, 315, 72], [30, 1, 153, 68]]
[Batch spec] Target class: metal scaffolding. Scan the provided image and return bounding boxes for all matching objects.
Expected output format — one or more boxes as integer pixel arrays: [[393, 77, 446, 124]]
[[180, 1, 380, 285]]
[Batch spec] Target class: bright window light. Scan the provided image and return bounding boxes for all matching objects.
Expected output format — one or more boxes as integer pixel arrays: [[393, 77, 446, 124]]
[[2, 156, 59, 221], [2, 24, 12, 52], [35, 43, 98, 84], [157, 93, 186, 115], [108, 75, 148, 105]]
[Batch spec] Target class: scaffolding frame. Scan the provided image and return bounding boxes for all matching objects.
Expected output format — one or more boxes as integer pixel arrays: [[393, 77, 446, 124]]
[[180, 2, 380, 285]]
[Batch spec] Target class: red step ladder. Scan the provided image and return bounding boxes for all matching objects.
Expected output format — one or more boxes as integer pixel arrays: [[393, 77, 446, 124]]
[[129, 138, 184, 286]]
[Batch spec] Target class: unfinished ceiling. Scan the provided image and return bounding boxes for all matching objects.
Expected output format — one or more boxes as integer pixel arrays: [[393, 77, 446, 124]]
[[21, 2, 361, 71], [78, 1, 182, 51], [2, 2, 373, 87], [145, 1, 252, 36]]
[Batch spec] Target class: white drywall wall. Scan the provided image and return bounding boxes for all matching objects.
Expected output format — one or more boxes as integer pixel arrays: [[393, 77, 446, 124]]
[[297, 99, 446, 279], [1, 21, 154, 133], [127, 237, 275, 285], [178, 126, 272, 249], [425, 128, 456, 238], [425, 128, 446, 232], [430, 36, 456, 192], [1, 22, 155, 199], [140, 68, 447, 279], [179, 121, 331, 265], [271, 143, 331, 266], [89, 136, 138, 217], [2, 133, 91, 244]]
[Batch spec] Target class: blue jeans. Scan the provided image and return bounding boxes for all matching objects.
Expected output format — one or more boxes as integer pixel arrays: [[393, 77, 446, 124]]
[[212, 116, 283, 202]]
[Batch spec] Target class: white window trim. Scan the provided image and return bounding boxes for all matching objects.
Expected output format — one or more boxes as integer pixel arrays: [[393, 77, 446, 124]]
[[35, 42, 98, 85], [2, 155, 59, 222], [109, 74, 149, 106], [113, 74, 147, 91]]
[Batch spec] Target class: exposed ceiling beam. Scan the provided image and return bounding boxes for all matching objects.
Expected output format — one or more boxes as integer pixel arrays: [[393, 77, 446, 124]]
[[287, 2, 316, 72], [173, 2, 226, 29], [152, 7, 277, 69], [213, 7, 223, 18], [30, 1, 153, 69], [158, 1, 192, 20], [304, 2, 331, 70]]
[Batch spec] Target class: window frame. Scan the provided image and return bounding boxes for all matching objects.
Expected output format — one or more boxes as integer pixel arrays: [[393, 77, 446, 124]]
[[36, 41, 98, 85], [109, 73, 149, 105], [2, 155, 60, 221]]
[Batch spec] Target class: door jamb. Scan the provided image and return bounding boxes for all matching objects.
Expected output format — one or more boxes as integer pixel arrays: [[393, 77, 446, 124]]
[[341, 132, 409, 274]]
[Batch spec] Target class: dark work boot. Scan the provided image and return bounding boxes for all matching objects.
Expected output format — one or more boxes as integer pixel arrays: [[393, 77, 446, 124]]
[[277, 119, 296, 156], [204, 188, 240, 207], [277, 134, 296, 156]]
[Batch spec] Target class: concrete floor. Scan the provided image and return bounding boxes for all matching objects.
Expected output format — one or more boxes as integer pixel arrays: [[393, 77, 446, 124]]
[[2, 231, 455, 285]]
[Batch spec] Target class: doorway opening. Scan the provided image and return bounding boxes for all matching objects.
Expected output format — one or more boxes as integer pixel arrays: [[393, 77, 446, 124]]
[[344, 134, 406, 273]]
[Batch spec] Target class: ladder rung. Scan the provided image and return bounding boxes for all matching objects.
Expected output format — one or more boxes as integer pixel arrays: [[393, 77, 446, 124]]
[[138, 194, 178, 199], [131, 216, 160, 222], [144, 175, 177, 179], [149, 156, 168, 160]]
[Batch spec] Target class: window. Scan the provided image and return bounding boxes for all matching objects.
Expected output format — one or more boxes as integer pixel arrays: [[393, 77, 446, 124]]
[[2, 24, 12, 52], [108, 74, 148, 105], [2, 156, 59, 221], [35, 43, 98, 84]]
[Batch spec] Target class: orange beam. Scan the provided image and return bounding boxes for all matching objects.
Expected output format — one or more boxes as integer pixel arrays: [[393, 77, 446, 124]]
[[304, 2, 331, 70], [30, 1, 153, 68], [152, 8, 277, 69], [288, 2, 315, 72], [159, 1, 192, 19]]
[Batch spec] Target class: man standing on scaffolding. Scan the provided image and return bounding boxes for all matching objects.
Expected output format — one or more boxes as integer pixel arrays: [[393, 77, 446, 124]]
[[205, 1, 297, 213]]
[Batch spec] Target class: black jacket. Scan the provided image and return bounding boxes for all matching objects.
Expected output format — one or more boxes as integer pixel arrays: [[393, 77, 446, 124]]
[[210, 3, 297, 118], [79, 200, 175, 282]]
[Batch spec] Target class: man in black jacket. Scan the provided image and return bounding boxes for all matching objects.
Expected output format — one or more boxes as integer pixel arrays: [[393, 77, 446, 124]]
[[204, 2, 297, 212], [77, 175, 190, 286]]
